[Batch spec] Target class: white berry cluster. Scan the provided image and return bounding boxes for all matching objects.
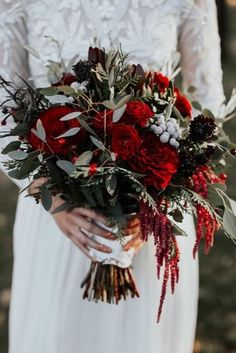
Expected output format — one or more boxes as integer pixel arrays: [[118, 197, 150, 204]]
[[149, 114, 181, 149]]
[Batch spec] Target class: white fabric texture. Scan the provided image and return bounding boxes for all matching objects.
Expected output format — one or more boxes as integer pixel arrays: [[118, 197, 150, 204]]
[[0, 1, 226, 353]]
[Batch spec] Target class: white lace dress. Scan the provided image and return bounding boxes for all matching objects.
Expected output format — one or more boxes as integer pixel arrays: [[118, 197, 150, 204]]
[[0, 1, 226, 353]]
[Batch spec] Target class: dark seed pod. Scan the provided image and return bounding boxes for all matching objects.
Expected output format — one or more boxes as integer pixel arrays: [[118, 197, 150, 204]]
[[72, 60, 94, 83], [189, 115, 216, 143], [179, 151, 197, 177]]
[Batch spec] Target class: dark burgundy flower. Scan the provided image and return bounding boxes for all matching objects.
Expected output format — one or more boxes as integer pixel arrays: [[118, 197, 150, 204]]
[[129, 132, 180, 189], [121, 101, 154, 127], [111, 124, 141, 160]]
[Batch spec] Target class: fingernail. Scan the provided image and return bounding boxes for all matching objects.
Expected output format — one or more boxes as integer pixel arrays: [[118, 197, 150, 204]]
[[100, 245, 112, 253], [105, 232, 116, 240]]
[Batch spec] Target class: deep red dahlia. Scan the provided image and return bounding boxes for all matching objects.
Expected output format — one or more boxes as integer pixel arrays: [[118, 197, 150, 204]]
[[174, 88, 192, 118], [27, 106, 84, 155], [129, 132, 180, 189], [121, 101, 154, 127], [111, 124, 141, 160]]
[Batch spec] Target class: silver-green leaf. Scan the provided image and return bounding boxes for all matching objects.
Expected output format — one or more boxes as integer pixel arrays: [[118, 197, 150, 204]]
[[90, 136, 106, 151], [56, 160, 76, 175], [55, 127, 80, 139]]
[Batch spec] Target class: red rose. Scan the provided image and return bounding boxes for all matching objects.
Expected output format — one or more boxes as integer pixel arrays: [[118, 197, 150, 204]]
[[121, 101, 154, 127], [111, 124, 141, 160], [93, 109, 113, 132], [28, 106, 84, 155], [129, 132, 180, 189], [152, 72, 170, 93], [174, 88, 192, 118]]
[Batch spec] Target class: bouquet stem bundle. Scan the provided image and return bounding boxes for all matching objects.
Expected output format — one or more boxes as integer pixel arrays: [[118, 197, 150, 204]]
[[81, 262, 139, 304]]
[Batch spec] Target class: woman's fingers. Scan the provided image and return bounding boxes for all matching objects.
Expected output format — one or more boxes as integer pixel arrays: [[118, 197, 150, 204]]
[[68, 225, 112, 253], [124, 223, 141, 236], [28, 177, 48, 195], [68, 213, 115, 239], [123, 238, 144, 252], [123, 233, 143, 251], [70, 237, 97, 261]]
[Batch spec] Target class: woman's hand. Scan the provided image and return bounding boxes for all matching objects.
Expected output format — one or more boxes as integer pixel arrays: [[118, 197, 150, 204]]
[[28, 178, 144, 258], [50, 196, 116, 260]]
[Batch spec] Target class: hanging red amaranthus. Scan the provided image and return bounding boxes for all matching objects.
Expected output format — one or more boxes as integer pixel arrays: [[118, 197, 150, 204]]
[[192, 166, 220, 257], [139, 200, 180, 322]]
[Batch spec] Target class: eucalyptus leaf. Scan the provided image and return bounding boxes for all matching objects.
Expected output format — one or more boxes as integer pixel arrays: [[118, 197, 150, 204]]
[[168, 209, 183, 223], [56, 160, 76, 175], [40, 87, 59, 96], [203, 109, 215, 120], [165, 103, 172, 121], [11, 123, 28, 136], [90, 136, 106, 151], [41, 184, 52, 211], [55, 127, 80, 139], [75, 151, 93, 166], [112, 105, 126, 123], [47, 62, 63, 84], [192, 101, 202, 111], [102, 100, 116, 109], [8, 159, 40, 179], [57, 86, 77, 95], [172, 223, 188, 237], [78, 118, 96, 136], [1, 141, 21, 154], [36, 119, 46, 142], [60, 111, 82, 121], [45, 95, 69, 104], [115, 94, 131, 109], [8, 150, 28, 160], [81, 190, 96, 207]]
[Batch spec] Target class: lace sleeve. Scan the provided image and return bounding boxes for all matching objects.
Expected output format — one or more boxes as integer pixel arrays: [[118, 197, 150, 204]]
[[0, 0, 30, 189], [178, 0, 235, 118]]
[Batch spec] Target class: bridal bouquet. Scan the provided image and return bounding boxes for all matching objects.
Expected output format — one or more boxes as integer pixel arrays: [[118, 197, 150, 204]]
[[1, 46, 236, 321]]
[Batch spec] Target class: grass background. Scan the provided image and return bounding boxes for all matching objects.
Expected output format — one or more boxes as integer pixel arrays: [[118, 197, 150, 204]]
[[0, 3, 236, 352]]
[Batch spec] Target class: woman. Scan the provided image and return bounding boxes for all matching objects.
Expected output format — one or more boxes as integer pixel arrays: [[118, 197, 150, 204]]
[[0, 1, 226, 353]]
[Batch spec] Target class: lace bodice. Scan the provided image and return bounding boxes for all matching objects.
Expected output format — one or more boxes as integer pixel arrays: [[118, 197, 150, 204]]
[[0, 0, 225, 107], [0, 0, 232, 188]]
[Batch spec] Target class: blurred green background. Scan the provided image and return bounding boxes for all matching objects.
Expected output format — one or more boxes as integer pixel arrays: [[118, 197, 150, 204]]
[[0, 1, 236, 352]]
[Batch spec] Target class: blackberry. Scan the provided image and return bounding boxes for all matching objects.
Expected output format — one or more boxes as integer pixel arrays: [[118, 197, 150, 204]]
[[72, 60, 93, 83], [179, 151, 197, 177], [189, 115, 216, 143]]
